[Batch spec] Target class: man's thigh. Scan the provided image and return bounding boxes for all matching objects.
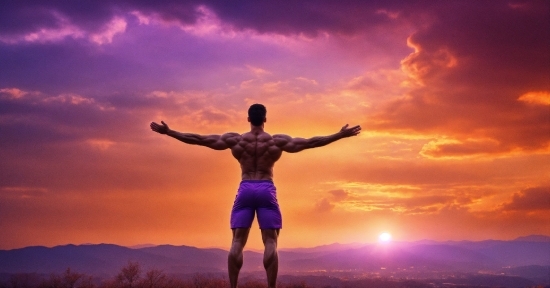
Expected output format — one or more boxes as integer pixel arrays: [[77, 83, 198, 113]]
[[232, 228, 251, 245], [261, 229, 279, 244]]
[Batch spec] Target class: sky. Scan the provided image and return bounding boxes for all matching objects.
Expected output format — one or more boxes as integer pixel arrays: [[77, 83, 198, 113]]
[[0, 0, 549, 250]]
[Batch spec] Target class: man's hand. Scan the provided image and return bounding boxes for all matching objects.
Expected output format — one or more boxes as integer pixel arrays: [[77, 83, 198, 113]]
[[339, 124, 361, 138], [150, 121, 170, 134]]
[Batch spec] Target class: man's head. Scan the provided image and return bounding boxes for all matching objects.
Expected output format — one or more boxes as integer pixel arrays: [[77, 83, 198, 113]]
[[248, 104, 266, 126]]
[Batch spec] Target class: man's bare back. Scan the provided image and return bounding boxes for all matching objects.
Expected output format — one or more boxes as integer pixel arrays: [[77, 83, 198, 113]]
[[228, 129, 281, 180], [150, 104, 361, 288]]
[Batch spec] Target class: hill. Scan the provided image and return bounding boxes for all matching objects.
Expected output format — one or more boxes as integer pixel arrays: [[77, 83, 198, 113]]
[[0, 235, 548, 285]]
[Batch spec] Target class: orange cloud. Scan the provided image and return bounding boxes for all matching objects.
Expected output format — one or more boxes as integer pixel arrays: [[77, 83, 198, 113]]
[[367, 18, 550, 157], [518, 91, 550, 106], [420, 138, 502, 158], [401, 37, 457, 85]]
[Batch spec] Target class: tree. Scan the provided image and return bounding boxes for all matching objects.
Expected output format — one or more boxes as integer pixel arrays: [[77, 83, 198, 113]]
[[116, 262, 141, 288], [63, 268, 83, 288], [141, 269, 166, 288]]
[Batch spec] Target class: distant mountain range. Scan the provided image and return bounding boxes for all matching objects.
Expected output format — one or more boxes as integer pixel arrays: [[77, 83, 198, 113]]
[[0, 235, 548, 281], [513, 234, 550, 242]]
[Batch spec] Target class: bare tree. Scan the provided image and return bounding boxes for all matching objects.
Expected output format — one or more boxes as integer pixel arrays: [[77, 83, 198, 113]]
[[141, 269, 166, 288], [63, 268, 83, 288], [75, 276, 95, 288], [38, 268, 90, 288], [44, 273, 62, 288], [115, 262, 141, 288]]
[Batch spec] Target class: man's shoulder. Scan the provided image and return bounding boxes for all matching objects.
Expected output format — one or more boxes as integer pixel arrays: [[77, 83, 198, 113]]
[[221, 132, 242, 145], [272, 134, 292, 147], [222, 132, 242, 137], [272, 133, 291, 140]]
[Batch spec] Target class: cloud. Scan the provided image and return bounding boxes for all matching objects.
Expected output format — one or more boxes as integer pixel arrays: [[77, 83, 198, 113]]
[[246, 65, 272, 77], [312, 184, 466, 215], [0, 5, 125, 45], [0, 85, 249, 198], [0, 1, 430, 44], [0, 86, 243, 150], [314, 198, 334, 212], [329, 189, 349, 201], [420, 138, 502, 158], [129, 5, 233, 38], [17, 16, 84, 43], [89, 17, 127, 44], [314, 189, 349, 212], [502, 187, 550, 211], [401, 38, 457, 85], [341, 192, 458, 214], [0, 88, 29, 99], [367, 0, 550, 156], [518, 91, 550, 106]]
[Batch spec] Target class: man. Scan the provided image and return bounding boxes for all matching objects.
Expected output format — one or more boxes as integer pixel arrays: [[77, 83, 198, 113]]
[[150, 104, 361, 288]]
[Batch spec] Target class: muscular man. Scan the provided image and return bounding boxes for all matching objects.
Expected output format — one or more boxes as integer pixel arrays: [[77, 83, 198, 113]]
[[150, 104, 361, 288]]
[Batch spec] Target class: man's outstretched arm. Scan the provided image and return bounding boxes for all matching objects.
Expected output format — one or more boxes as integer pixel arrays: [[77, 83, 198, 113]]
[[273, 124, 361, 153], [150, 121, 239, 150]]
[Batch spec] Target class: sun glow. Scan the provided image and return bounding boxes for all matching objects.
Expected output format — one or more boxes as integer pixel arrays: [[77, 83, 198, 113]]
[[378, 232, 392, 243]]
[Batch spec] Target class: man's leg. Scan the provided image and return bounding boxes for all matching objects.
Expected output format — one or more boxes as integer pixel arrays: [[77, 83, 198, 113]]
[[261, 229, 279, 288], [228, 228, 250, 288]]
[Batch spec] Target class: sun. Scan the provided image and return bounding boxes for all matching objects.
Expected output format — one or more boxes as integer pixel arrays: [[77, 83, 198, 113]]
[[378, 232, 392, 243]]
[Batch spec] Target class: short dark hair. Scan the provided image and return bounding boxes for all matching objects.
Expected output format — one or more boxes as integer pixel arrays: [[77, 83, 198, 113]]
[[248, 104, 266, 126]]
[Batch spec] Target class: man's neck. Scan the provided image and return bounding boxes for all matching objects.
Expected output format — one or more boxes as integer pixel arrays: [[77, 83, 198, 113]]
[[250, 125, 264, 134]]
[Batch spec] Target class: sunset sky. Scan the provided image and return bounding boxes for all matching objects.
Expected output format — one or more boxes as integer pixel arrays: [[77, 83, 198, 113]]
[[0, 0, 549, 251]]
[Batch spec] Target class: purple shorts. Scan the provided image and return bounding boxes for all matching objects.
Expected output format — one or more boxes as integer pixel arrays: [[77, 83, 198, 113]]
[[230, 180, 282, 229]]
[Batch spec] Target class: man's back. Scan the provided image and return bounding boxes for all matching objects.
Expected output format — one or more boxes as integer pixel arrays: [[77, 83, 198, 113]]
[[230, 129, 282, 181]]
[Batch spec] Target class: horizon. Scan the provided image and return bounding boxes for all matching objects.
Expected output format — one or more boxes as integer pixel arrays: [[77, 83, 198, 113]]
[[0, 1, 549, 251], [4, 233, 550, 251]]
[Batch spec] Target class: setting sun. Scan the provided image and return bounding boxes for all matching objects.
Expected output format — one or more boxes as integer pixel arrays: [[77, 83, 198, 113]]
[[378, 232, 392, 243]]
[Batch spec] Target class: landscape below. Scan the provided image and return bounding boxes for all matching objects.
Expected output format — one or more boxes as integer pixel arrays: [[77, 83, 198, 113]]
[[1, 235, 548, 288]]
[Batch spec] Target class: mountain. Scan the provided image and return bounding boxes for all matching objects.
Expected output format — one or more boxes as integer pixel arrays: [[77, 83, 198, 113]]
[[514, 235, 550, 242], [138, 245, 227, 270], [0, 235, 548, 280], [0, 244, 229, 277], [442, 240, 550, 266], [279, 242, 367, 254]]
